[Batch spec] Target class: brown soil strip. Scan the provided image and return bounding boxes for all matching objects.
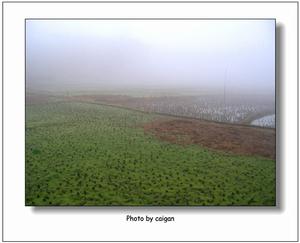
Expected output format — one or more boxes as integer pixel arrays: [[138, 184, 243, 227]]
[[26, 93, 66, 105], [143, 118, 275, 160], [26, 94, 53, 105]]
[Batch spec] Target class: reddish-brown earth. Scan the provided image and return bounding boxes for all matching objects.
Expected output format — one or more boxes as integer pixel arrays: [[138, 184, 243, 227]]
[[143, 118, 275, 160], [26, 94, 54, 105]]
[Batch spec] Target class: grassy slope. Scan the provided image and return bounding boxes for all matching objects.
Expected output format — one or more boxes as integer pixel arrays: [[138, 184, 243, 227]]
[[26, 101, 275, 206]]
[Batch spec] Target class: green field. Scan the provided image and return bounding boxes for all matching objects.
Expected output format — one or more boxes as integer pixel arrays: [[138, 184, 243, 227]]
[[25, 101, 275, 206]]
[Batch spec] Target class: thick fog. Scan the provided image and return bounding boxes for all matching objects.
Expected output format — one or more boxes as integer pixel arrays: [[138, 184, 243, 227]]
[[26, 20, 275, 95]]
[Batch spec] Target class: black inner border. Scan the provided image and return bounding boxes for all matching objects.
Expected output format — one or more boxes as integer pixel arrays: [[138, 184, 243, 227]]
[[2, 1, 299, 242]]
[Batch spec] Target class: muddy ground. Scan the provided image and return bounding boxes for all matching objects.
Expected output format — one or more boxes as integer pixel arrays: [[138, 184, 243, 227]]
[[143, 118, 275, 160]]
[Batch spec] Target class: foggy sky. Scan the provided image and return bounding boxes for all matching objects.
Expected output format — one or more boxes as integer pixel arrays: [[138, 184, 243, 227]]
[[26, 20, 275, 94]]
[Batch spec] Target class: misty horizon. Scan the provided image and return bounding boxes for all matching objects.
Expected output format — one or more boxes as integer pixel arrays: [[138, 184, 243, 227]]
[[26, 19, 275, 96]]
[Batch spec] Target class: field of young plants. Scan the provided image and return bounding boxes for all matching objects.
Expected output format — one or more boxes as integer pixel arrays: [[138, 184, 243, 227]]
[[25, 95, 275, 206]]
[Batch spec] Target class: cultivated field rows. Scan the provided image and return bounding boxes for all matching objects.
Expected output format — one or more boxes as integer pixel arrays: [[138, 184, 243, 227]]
[[26, 96, 276, 206]]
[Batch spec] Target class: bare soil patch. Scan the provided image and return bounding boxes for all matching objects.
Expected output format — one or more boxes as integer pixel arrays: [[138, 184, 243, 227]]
[[26, 94, 55, 105], [71, 95, 133, 104], [144, 118, 275, 159]]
